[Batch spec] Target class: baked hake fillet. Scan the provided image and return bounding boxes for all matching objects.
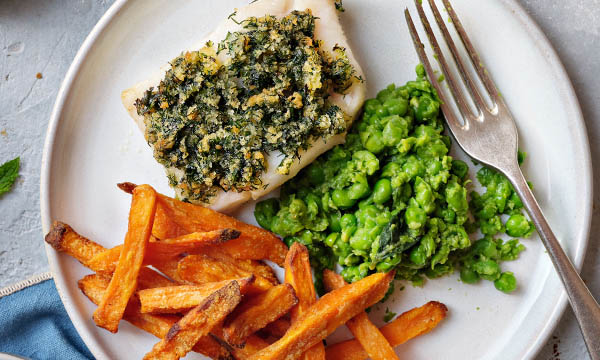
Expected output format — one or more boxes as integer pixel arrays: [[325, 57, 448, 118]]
[[122, 0, 366, 212]]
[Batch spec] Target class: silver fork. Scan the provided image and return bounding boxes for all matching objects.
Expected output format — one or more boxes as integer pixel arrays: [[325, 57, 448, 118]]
[[405, 0, 600, 357]]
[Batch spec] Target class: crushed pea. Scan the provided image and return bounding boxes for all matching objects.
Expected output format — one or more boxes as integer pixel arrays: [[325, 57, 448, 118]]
[[256, 65, 533, 294]]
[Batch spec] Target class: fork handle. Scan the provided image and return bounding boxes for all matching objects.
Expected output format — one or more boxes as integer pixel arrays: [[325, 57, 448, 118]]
[[505, 166, 600, 359]]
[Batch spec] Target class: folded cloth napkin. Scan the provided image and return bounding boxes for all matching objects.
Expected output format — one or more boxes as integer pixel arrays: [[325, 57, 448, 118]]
[[0, 273, 93, 360]]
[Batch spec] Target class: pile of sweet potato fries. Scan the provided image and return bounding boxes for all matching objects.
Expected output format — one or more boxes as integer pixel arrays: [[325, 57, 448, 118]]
[[45, 183, 447, 360]]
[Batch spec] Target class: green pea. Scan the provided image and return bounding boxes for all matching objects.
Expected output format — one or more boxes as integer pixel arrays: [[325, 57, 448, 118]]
[[364, 98, 380, 114], [480, 215, 505, 236], [460, 267, 480, 284], [328, 212, 342, 232], [415, 178, 435, 214], [376, 84, 395, 102], [342, 263, 369, 282], [373, 178, 392, 204], [325, 232, 340, 248], [476, 167, 496, 186], [298, 230, 314, 245], [357, 263, 370, 279], [357, 205, 379, 225], [341, 266, 360, 283], [254, 198, 279, 230], [363, 130, 385, 154], [289, 198, 307, 218], [305, 164, 325, 186], [494, 272, 517, 293], [445, 179, 468, 213], [321, 192, 335, 212], [416, 63, 426, 77], [451, 159, 469, 179], [505, 214, 532, 237], [333, 236, 352, 260], [472, 238, 498, 259], [383, 97, 408, 116], [381, 162, 402, 178], [350, 228, 372, 251], [344, 254, 361, 266], [412, 93, 439, 121], [473, 260, 501, 281], [375, 105, 389, 118], [440, 208, 456, 223], [340, 213, 357, 229], [409, 245, 427, 266], [304, 193, 321, 213], [342, 225, 357, 243], [352, 150, 379, 175], [382, 116, 409, 146], [476, 202, 497, 220], [402, 156, 425, 179], [332, 188, 356, 209], [507, 192, 523, 211], [376, 254, 400, 272], [348, 180, 370, 200], [271, 216, 302, 237], [405, 206, 427, 230]]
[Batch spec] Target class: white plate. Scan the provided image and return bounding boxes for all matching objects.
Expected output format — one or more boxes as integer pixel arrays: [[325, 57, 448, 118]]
[[41, 0, 592, 359]]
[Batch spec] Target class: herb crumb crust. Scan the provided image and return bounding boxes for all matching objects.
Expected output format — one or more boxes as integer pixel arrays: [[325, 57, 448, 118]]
[[135, 10, 357, 203]]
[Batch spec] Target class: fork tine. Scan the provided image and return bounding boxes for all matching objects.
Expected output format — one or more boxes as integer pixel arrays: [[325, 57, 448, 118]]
[[442, 0, 499, 101], [404, 8, 464, 131], [427, 0, 488, 111], [413, 0, 476, 121]]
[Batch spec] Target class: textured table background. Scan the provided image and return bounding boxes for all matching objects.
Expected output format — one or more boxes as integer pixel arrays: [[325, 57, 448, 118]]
[[0, 0, 597, 359]]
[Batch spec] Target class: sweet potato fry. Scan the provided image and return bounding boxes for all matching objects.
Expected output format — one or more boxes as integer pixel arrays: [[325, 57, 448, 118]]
[[45, 220, 175, 287], [152, 199, 188, 239], [151, 255, 184, 281], [118, 182, 288, 266], [45, 221, 106, 267], [200, 247, 279, 286], [284, 243, 326, 359], [323, 270, 398, 360], [231, 334, 270, 359], [177, 254, 273, 294], [211, 325, 269, 360], [93, 184, 157, 333], [223, 284, 298, 347], [325, 301, 448, 360], [137, 268, 176, 289], [263, 318, 291, 338], [138, 278, 254, 314], [143, 280, 242, 360], [78, 274, 232, 360], [87, 229, 241, 274], [248, 271, 394, 360]]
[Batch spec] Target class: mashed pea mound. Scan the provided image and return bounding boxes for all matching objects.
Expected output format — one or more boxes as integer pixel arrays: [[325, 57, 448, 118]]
[[256, 65, 532, 294]]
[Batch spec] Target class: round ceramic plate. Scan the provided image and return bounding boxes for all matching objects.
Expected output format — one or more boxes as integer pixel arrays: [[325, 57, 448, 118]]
[[41, 0, 592, 359]]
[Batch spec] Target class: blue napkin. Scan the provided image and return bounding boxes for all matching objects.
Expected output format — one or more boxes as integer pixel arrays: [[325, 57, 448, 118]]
[[0, 277, 93, 360]]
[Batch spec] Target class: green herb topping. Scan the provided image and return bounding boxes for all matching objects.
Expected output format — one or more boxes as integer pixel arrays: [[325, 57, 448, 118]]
[[136, 10, 356, 203]]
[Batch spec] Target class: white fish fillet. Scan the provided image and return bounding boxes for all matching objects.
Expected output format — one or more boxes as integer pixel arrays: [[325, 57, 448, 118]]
[[121, 0, 366, 212]]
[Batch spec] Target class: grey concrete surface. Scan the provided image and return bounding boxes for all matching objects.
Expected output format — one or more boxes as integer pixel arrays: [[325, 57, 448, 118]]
[[0, 0, 597, 359]]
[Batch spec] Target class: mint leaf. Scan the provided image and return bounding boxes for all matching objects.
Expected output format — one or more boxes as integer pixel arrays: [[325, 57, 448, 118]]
[[0, 157, 20, 196]]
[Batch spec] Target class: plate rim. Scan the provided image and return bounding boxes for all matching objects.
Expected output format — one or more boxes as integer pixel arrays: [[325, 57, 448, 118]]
[[39, 0, 593, 359], [495, 0, 592, 357]]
